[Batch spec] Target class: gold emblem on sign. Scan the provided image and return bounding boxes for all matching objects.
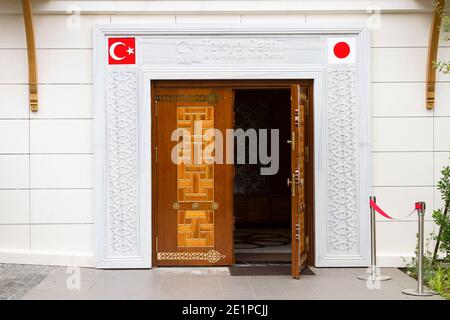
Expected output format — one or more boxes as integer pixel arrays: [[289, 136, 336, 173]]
[[157, 250, 225, 263]]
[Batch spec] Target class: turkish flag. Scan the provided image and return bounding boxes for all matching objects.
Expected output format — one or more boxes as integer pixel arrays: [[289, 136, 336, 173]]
[[108, 38, 136, 65]]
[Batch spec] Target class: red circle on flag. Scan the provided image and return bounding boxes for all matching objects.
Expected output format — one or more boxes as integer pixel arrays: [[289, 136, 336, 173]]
[[333, 42, 350, 59]]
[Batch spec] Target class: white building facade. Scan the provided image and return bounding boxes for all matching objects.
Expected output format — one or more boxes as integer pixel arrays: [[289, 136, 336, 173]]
[[0, 0, 449, 269]]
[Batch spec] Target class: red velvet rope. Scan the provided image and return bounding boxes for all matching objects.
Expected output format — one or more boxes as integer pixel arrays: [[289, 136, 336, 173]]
[[369, 199, 394, 220]]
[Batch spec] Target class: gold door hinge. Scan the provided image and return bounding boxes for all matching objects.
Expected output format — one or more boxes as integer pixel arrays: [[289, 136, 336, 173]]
[[305, 99, 309, 116], [155, 146, 158, 163], [295, 223, 300, 241], [306, 236, 310, 252], [156, 236, 159, 252]]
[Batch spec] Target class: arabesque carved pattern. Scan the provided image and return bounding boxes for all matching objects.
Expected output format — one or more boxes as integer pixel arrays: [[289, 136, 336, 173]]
[[327, 70, 359, 254], [106, 70, 139, 255], [157, 250, 225, 263]]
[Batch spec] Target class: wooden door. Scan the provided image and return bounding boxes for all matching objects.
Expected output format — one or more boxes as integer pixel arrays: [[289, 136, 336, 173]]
[[155, 87, 234, 266], [290, 84, 308, 278]]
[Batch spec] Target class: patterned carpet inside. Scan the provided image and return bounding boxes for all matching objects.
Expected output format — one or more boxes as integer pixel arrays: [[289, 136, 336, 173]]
[[234, 228, 291, 253]]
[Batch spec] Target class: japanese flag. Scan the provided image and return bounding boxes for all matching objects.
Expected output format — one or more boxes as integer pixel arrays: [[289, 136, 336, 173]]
[[328, 37, 356, 65]]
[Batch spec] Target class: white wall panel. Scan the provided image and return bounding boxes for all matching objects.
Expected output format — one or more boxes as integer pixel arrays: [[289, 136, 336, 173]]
[[371, 83, 431, 117], [30, 155, 93, 189], [434, 152, 450, 185], [0, 0, 20, 13], [0, 190, 29, 224], [31, 224, 94, 254], [434, 83, 450, 117], [34, 15, 110, 49], [0, 49, 28, 83], [0, 85, 29, 119], [372, 118, 433, 152], [434, 117, 450, 152], [37, 49, 93, 84], [0, 14, 25, 48], [0, 120, 29, 153], [31, 189, 94, 224], [372, 152, 434, 186], [371, 13, 431, 48], [30, 119, 93, 153], [371, 48, 427, 82], [377, 221, 435, 260], [0, 225, 29, 251], [0, 155, 29, 189], [31, 85, 93, 119]]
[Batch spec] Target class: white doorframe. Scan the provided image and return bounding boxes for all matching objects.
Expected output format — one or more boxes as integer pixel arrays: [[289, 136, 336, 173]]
[[94, 23, 371, 268]]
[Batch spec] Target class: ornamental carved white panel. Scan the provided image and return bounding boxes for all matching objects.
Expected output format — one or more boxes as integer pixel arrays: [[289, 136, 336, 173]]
[[106, 70, 139, 257], [327, 69, 359, 256]]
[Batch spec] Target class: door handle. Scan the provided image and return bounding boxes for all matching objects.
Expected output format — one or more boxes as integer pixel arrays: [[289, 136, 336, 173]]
[[286, 131, 295, 151], [287, 177, 292, 187], [287, 173, 296, 197]]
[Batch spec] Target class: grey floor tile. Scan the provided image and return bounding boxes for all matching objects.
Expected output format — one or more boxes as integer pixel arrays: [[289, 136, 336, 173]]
[[0, 263, 54, 300], [10, 265, 444, 300]]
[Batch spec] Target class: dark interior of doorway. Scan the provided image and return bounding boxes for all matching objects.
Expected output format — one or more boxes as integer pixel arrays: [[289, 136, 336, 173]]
[[231, 89, 292, 276]]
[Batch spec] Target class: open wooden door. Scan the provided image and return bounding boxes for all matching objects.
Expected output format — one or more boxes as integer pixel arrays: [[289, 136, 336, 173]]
[[155, 87, 234, 266], [290, 84, 308, 278]]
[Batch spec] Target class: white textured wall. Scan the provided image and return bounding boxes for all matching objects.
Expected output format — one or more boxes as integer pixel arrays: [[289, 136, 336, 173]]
[[0, 4, 449, 266], [368, 12, 450, 266], [0, 13, 103, 266]]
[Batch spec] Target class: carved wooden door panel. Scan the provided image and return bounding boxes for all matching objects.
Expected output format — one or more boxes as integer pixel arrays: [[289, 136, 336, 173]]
[[155, 87, 234, 266], [290, 84, 308, 278]]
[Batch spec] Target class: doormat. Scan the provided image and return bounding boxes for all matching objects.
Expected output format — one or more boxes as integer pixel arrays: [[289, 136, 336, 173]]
[[235, 252, 291, 264], [229, 264, 291, 276]]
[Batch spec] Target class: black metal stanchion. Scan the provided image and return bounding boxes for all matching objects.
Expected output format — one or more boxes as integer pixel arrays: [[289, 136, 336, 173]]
[[358, 196, 391, 281], [403, 202, 436, 296]]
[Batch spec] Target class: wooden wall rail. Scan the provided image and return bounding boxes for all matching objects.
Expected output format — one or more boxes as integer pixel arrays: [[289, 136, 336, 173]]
[[22, 0, 38, 112], [426, 0, 446, 110]]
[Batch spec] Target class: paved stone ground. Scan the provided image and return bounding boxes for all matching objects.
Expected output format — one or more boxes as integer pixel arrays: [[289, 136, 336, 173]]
[[0, 264, 54, 300], [14, 266, 443, 300]]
